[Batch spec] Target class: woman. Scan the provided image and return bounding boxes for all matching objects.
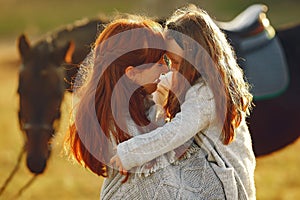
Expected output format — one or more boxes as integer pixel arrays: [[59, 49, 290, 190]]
[[65, 16, 172, 199], [112, 4, 256, 200]]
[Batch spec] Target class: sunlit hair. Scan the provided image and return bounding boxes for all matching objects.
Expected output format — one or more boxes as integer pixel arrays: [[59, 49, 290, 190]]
[[165, 4, 253, 144], [65, 16, 165, 179]]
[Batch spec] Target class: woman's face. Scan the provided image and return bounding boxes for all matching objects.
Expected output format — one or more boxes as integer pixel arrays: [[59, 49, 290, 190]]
[[126, 55, 170, 86]]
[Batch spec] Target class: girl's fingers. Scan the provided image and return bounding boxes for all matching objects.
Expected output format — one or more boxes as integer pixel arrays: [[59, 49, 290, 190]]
[[119, 167, 128, 176], [109, 156, 116, 165], [110, 155, 127, 175], [122, 169, 128, 175]]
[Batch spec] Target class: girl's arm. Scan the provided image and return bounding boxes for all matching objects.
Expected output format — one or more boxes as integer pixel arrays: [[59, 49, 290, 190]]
[[116, 82, 215, 170]]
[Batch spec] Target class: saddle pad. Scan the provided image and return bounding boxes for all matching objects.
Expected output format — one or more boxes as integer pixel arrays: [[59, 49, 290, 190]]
[[239, 33, 289, 100]]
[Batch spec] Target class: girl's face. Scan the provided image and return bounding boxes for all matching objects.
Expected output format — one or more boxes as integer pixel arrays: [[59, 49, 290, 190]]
[[126, 55, 170, 86], [165, 38, 183, 71]]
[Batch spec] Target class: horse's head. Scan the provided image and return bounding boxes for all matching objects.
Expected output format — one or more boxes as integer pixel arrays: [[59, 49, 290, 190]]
[[17, 34, 74, 174]]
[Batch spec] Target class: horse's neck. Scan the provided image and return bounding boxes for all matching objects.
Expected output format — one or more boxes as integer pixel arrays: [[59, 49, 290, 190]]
[[49, 19, 107, 92], [52, 19, 106, 63]]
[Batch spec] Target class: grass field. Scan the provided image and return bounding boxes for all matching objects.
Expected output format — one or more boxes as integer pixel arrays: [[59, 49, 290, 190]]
[[0, 0, 300, 199]]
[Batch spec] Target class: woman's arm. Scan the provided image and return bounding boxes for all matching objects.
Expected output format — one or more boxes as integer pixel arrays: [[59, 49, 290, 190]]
[[116, 82, 215, 170]]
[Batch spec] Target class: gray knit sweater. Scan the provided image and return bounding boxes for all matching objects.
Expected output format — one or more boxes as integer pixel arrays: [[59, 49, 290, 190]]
[[117, 79, 256, 199]]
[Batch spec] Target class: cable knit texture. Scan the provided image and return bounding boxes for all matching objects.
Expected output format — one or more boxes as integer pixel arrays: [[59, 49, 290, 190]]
[[101, 79, 256, 200]]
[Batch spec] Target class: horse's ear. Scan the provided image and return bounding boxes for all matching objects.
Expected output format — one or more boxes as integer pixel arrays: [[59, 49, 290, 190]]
[[64, 41, 75, 63], [18, 34, 30, 58]]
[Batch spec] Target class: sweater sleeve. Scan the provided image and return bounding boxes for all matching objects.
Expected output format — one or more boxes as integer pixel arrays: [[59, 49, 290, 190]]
[[117, 82, 215, 170]]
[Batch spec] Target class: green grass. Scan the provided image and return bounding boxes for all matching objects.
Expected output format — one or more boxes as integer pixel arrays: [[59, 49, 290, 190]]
[[0, 1, 300, 199], [1, 0, 299, 41]]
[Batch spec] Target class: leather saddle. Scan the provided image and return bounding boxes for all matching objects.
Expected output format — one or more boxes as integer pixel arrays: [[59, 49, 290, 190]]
[[217, 4, 289, 100]]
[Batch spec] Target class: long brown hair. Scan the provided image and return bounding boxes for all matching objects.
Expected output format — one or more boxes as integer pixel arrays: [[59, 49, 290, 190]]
[[65, 16, 165, 178], [165, 4, 253, 144]]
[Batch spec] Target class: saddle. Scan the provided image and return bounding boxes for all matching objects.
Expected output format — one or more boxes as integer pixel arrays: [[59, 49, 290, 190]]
[[217, 4, 289, 100]]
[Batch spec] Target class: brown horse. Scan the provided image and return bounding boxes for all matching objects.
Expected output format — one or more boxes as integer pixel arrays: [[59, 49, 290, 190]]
[[17, 17, 109, 174]]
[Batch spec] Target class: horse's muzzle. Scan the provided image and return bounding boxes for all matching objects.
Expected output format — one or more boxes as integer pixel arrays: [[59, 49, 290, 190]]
[[26, 154, 47, 174]]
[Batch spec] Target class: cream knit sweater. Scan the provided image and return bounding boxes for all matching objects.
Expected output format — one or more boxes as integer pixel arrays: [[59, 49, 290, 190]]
[[117, 78, 256, 199]]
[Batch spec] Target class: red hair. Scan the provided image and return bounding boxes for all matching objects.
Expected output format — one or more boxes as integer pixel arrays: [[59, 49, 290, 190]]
[[65, 16, 165, 178]]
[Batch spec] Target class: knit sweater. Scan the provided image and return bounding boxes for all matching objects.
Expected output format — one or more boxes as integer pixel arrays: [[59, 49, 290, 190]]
[[101, 79, 226, 199], [117, 78, 256, 199], [100, 91, 226, 199]]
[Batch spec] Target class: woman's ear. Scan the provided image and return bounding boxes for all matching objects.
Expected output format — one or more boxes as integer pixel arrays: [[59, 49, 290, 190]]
[[125, 66, 135, 80]]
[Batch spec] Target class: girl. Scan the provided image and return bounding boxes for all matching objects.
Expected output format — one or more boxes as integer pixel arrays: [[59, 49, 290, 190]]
[[112, 5, 256, 200]]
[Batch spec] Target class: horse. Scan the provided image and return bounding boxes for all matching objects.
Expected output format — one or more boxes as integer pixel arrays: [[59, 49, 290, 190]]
[[17, 17, 109, 174]]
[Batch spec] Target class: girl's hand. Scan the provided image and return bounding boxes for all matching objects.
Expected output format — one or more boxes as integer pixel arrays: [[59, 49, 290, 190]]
[[153, 72, 173, 107], [110, 154, 128, 175]]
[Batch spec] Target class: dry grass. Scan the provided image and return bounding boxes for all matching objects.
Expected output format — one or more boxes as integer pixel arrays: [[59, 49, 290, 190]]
[[0, 44, 102, 200], [0, 1, 300, 199], [255, 140, 300, 200], [1, 42, 300, 200]]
